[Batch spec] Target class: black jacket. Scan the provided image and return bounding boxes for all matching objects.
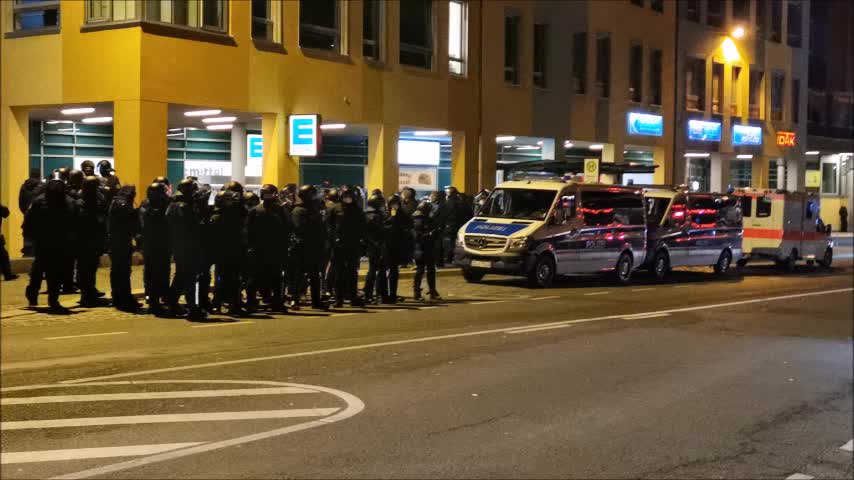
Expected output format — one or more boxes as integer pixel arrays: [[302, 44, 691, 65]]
[[166, 194, 203, 265], [413, 211, 438, 261], [76, 193, 108, 255], [108, 195, 139, 253], [383, 208, 414, 265], [364, 207, 387, 258], [19, 178, 43, 214], [328, 202, 366, 256], [140, 198, 171, 258], [247, 202, 291, 264], [291, 204, 326, 257], [22, 195, 76, 254]]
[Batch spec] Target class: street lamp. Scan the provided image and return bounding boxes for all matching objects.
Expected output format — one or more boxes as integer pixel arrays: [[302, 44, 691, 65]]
[[731, 26, 746, 39]]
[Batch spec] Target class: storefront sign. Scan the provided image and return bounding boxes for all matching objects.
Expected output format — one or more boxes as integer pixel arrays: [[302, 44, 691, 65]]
[[246, 134, 263, 177], [288, 114, 320, 157], [805, 170, 821, 188], [687, 120, 722, 142], [732, 125, 762, 146], [583, 158, 600, 183], [776, 131, 796, 147], [399, 167, 438, 191], [627, 113, 664, 137], [398, 140, 440, 166]]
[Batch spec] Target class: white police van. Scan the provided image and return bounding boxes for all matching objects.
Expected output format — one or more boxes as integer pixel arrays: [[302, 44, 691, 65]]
[[454, 179, 647, 287]]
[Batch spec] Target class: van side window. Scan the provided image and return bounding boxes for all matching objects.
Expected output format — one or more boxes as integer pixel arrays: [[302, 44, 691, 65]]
[[716, 196, 743, 228], [667, 194, 688, 226], [757, 196, 772, 217], [645, 197, 670, 226], [805, 201, 815, 219], [581, 190, 644, 227], [688, 195, 719, 226], [740, 196, 752, 217]]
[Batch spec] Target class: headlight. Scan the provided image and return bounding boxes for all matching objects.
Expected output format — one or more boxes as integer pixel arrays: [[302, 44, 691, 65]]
[[457, 230, 465, 246], [508, 236, 530, 250]]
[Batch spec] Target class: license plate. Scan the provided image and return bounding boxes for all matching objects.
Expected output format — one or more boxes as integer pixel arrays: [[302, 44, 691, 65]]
[[471, 260, 492, 269]]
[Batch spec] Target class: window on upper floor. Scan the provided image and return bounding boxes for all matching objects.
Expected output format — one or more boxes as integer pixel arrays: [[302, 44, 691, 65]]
[[685, 57, 706, 111], [504, 14, 521, 85], [363, 0, 383, 60], [707, 0, 723, 28], [787, 0, 803, 48], [711, 62, 724, 114], [400, 0, 433, 69], [792, 78, 801, 124], [649, 48, 662, 105], [533, 23, 548, 88], [141, 0, 228, 31], [683, 0, 700, 22], [731, 65, 742, 117], [572, 32, 587, 94], [251, 0, 282, 43], [11, 0, 60, 32], [629, 43, 643, 103], [771, 71, 785, 121], [770, 0, 782, 42], [651, 0, 663, 13], [749, 68, 764, 118], [300, 0, 342, 52], [595, 33, 611, 98], [448, 1, 468, 75], [732, 0, 749, 23], [755, 0, 766, 34], [87, 0, 136, 22]]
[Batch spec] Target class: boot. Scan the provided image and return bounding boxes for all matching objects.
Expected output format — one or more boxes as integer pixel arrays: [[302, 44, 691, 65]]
[[350, 297, 365, 307], [429, 291, 443, 301], [413, 289, 423, 301], [25, 289, 38, 307], [48, 297, 70, 314], [148, 301, 167, 317], [187, 307, 208, 321]]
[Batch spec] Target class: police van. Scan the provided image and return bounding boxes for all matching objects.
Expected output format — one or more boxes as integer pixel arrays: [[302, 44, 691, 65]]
[[454, 179, 647, 287], [642, 186, 743, 280]]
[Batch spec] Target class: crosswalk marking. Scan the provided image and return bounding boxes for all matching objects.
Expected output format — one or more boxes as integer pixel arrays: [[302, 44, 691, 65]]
[[1, 387, 314, 405], [2, 443, 204, 465]]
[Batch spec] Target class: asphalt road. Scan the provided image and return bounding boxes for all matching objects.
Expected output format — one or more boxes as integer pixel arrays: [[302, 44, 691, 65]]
[[1, 261, 853, 479]]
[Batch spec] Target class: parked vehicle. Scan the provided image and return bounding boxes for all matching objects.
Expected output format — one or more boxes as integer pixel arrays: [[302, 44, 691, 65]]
[[733, 189, 833, 269], [454, 179, 647, 287], [642, 187, 743, 280]]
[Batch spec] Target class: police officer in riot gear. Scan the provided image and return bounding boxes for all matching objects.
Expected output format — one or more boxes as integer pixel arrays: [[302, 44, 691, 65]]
[[280, 183, 298, 211], [81, 160, 96, 177], [328, 187, 366, 307], [322, 188, 341, 300], [76, 176, 108, 307], [67, 169, 84, 199], [363, 194, 387, 304], [291, 185, 328, 310], [167, 179, 206, 320], [18, 169, 43, 257], [210, 188, 246, 316], [98, 160, 121, 203], [442, 186, 473, 265], [243, 191, 260, 211], [246, 184, 290, 312], [109, 185, 140, 312], [140, 182, 172, 316], [383, 194, 413, 303], [413, 200, 442, 301], [400, 187, 418, 217], [194, 184, 215, 313]]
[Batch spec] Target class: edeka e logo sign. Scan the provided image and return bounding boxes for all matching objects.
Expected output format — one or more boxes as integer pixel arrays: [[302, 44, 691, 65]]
[[687, 120, 722, 142], [627, 112, 664, 137], [247, 134, 263, 160], [288, 114, 320, 157], [732, 124, 762, 146]]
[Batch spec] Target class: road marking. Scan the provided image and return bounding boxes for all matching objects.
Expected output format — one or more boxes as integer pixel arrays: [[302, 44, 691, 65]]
[[841, 439, 853, 452], [1, 386, 314, 405], [674, 284, 694, 288], [331, 313, 357, 317], [631, 288, 656, 292], [2, 443, 204, 465], [420, 306, 439, 309], [622, 313, 671, 320], [471, 300, 505, 305], [44, 332, 127, 341], [190, 321, 254, 329], [786, 474, 814, 480], [506, 324, 573, 334], [56, 287, 854, 385], [583, 291, 610, 296], [532, 296, 560, 301]]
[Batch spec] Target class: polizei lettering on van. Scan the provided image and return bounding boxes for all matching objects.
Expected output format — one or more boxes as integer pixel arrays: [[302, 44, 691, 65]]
[[465, 223, 529, 236]]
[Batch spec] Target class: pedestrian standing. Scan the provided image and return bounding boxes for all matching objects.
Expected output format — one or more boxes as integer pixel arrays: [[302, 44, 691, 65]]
[[75, 177, 107, 306], [412, 201, 442, 301], [108, 185, 140, 312], [290, 185, 328, 310], [840, 206, 848, 233], [140, 182, 172, 316], [363, 193, 388, 304], [210, 187, 247, 317], [0, 203, 18, 281], [322, 188, 341, 301], [443, 186, 473, 265], [328, 188, 366, 308], [18, 168, 43, 257]]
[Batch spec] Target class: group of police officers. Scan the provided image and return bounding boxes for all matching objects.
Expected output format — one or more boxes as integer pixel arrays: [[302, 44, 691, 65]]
[[17, 160, 480, 320]]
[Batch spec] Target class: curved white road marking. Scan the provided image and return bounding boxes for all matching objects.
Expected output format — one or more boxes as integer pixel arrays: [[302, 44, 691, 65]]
[[1, 386, 314, 405], [44, 332, 127, 340]]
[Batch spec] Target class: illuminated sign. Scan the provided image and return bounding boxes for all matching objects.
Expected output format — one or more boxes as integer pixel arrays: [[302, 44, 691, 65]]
[[687, 120, 722, 142], [805, 170, 821, 188], [398, 140, 440, 166], [776, 131, 796, 147], [627, 113, 664, 137], [732, 125, 762, 146], [246, 134, 263, 177], [583, 158, 600, 183], [288, 114, 320, 156]]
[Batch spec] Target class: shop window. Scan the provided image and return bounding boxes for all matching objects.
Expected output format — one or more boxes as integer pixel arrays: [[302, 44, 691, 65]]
[[12, 0, 60, 31], [251, 0, 282, 43], [731, 66, 742, 117], [706, 0, 723, 28], [650, 0, 663, 13], [628, 42, 643, 102], [770, 0, 782, 42], [572, 32, 587, 94], [533, 24, 548, 88], [504, 14, 521, 85], [683, 0, 700, 22], [596, 33, 611, 98], [756, 196, 772, 217], [732, 0, 749, 22], [687, 158, 711, 192], [712, 62, 724, 114], [730, 159, 751, 188], [142, 0, 227, 31], [771, 71, 785, 121], [749, 68, 763, 118], [821, 160, 839, 194], [787, 1, 803, 48], [649, 48, 662, 105], [400, 0, 433, 69], [363, 0, 383, 60], [685, 57, 705, 111], [791, 78, 801, 124], [300, 0, 342, 52], [448, 1, 467, 75]]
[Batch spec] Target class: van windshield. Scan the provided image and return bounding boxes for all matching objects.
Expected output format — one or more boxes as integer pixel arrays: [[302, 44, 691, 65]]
[[479, 188, 557, 220]]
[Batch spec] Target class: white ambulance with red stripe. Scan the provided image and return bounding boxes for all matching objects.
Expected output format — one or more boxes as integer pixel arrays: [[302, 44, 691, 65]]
[[734, 189, 834, 269]]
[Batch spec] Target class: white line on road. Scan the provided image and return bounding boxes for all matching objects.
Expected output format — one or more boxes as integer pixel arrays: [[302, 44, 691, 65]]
[[55, 287, 854, 385], [1, 387, 314, 405], [190, 322, 254, 329], [583, 291, 610, 296], [621, 313, 671, 320], [631, 288, 656, 292], [471, 300, 505, 305], [44, 332, 127, 341], [532, 296, 560, 301], [786, 474, 815, 480], [841, 439, 853, 452], [1, 408, 340, 430], [331, 313, 357, 317], [420, 306, 439, 309], [506, 324, 573, 334], [2, 443, 205, 465], [674, 284, 694, 288]]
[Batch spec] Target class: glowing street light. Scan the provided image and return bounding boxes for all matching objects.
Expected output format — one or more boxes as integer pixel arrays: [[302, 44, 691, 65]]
[[732, 26, 746, 39]]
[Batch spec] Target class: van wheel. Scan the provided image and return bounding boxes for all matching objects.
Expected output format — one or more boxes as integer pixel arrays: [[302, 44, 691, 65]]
[[614, 252, 633, 284], [462, 268, 485, 283], [713, 250, 732, 275], [818, 247, 833, 268], [652, 250, 670, 281], [527, 255, 556, 288]]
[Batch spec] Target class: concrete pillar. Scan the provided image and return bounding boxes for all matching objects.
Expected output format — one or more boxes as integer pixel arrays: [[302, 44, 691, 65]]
[[710, 153, 730, 193], [230, 123, 247, 184], [776, 158, 786, 190], [652, 146, 670, 185], [261, 113, 297, 187], [114, 100, 167, 202], [479, 133, 497, 190], [0, 106, 30, 258], [751, 156, 769, 189], [599, 143, 623, 185], [451, 129, 479, 194], [786, 157, 805, 192], [366, 124, 399, 195]]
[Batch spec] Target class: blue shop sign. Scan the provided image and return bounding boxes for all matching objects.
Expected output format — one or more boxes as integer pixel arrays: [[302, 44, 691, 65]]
[[288, 114, 320, 157], [687, 120, 722, 142], [732, 124, 762, 146], [627, 112, 664, 137]]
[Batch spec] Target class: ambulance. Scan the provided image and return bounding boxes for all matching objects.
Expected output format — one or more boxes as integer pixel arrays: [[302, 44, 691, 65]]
[[733, 189, 833, 269]]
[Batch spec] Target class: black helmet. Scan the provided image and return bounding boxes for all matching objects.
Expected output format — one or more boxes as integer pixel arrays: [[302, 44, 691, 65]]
[[214, 190, 227, 208], [417, 200, 433, 214], [46, 176, 67, 204], [367, 194, 385, 210], [223, 180, 244, 195], [340, 188, 357, 205], [260, 184, 278, 202], [177, 178, 198, 197], [56, 167, 71, 182], [371, 188, 383, 198], [97, 160, 114, 176], [116, 184, 136, 203], [445, 185, 459, 196], [146, 182, 170, 209], [81, 160, 96, 176], [243, 191, 260, 209], [68, 169, 84, 190], [152, 176, 170, 187], [401, 187, 416, 200], [195, 183, 212, 205], [82, 176, 100, 197], [298, 185, 318, 204], [326, 188, 340, 203], [387, 193, 402, 207]]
